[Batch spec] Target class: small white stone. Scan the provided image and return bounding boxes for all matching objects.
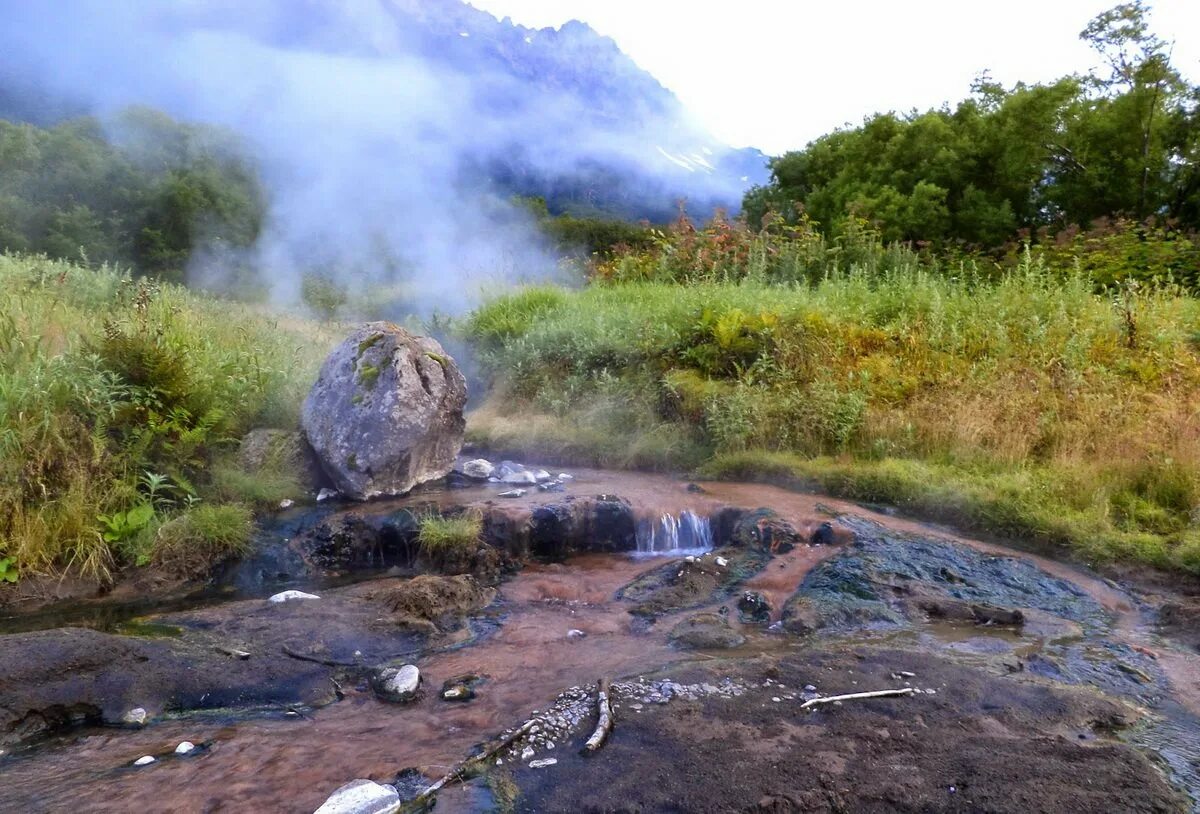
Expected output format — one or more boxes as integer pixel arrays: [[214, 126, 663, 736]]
[[557, 473, 574, 481], [278, 498, 295, 509], [316, 488, 339, 502], [521, 746, 535, 761], [174, 741, 195, 755], [122, 708, 148, 726], [528, 758, 558, 769], [567, 629, 586, 639], [267, 590, 320, 603], [715, 556, 729, 567], [533, 469, 552, 482], [133, 755, 155, 766], [684, 555, 696, 563]]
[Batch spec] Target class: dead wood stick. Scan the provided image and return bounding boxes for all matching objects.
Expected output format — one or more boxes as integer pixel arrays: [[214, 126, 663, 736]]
[[281, 645, 360, 667], [403, 719, 537, 811], [584, 678, 613, 753], [799, 687, 916, 710]]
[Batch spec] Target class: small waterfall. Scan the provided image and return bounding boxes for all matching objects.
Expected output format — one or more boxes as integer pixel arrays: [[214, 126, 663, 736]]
[[635, 510, 713, 555]]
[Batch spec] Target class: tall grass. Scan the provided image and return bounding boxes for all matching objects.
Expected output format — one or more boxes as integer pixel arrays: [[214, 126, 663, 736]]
[[0, 253, 336, 579], [466, 240, 1200, 574]]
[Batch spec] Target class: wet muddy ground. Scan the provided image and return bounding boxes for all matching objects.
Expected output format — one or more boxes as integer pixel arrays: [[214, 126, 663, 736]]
[[2, 469, 1199, 812]]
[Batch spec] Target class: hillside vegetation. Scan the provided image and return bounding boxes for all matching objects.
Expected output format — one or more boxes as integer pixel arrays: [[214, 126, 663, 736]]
[[466, 216, 1200, 574], [0, 253, 334, 580]]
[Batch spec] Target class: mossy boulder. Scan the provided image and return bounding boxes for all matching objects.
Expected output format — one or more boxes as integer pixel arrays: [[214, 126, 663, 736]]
[[302, 323, 467, 500]]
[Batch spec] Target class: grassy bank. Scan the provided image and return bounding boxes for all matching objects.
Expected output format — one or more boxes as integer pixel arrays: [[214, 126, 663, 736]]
[[465, 234, 1200, 574], [0, 253, 336, 581]]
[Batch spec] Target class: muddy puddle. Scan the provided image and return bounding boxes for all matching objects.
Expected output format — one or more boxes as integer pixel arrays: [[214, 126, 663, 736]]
[[3, 468, 1200, 812]]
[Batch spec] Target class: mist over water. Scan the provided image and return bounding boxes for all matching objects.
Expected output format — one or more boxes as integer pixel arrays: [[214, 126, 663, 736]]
[[0, 0, 757, 314]]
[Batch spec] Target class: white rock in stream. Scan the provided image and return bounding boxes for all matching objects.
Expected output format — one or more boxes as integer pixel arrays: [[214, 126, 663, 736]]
[[133, 755, 155, 766], [371, 664, 421, 703], [461, 458, 495, 479], [313, 779, 400, 814], [529, 758, 558, 768], [268, 590, 320, 603], [567, 629, 586, 640], [122, 707, 148, 726], [175, 741, 195, 755]]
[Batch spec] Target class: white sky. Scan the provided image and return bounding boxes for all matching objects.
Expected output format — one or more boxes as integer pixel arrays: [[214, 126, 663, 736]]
[[469, 0, 1200, 154]]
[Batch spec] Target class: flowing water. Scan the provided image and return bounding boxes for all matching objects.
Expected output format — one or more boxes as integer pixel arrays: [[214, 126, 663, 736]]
[[634, 509, 713, 555], [3, 469, 1200, 812]]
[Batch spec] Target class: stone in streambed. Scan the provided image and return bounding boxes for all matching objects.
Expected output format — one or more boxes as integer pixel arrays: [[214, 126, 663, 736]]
[[314, 779, 401, 814], [460, 458, 495, 480], [122, 707, 148, 726], [302, 323, 467, 501], [370, 663, 421, 703], [268, 590, 320, 603]]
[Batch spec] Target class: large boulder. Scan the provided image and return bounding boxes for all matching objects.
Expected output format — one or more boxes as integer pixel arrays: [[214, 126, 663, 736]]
[[302, 323, 467, 500]]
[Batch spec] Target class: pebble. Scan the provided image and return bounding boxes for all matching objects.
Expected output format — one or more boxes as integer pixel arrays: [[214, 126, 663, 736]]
[[715, 556, 729, 567], [174, 741, 195, 755], [520, 746, 535, 761], [497, 488, 527, 498], [267, 590, 320, 603], [804, 685, 817, 692], [316, 488, 339, 502], [567, 629, 586, 639], [278, 498, 294, 509], [133, 755, 155, 766], [529, 758, 558, 769], [558, 473, 574, 481]]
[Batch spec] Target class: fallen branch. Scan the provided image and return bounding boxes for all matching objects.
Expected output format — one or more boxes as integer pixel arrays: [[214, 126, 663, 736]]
[[403, 719, 537, 811], [800, 687, 916, 710], [281, 645, 359, 667], [584, 678, 613, 753]]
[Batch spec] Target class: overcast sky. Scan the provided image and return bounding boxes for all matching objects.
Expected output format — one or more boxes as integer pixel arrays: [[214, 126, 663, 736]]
[[470, 0, 1200, 155]]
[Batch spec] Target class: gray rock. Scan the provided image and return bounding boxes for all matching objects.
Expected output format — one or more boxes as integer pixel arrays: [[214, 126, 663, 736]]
[[370, 663, 420, 703], [316, 488, 340, 502], [314, 779, 400, 814], [501, 469, 538, 485], [529, 758, 558, 768], [133, 755, 155, 766], [497, 489, 527, 498], [301, 323, 467, 500], [460, 458, 495, 480], [174, 741, 195, 754]]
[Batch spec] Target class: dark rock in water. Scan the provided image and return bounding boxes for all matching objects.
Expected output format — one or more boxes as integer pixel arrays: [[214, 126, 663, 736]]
[[619, 547, 771, 617], [737, 591, 772, 624], [810, 521, 838, 547], [239, 428, 330, 495], [0, 627, 337, 747], [670, 612, 745, 649], [685, 483, 706, 493], [301, 322, 467, 500], [524, 496, 637, 560], [370, 663, 420, 703], [724, 508, 800, 554], [440, 673, 485, 702], [782, 517, 1105, 636]]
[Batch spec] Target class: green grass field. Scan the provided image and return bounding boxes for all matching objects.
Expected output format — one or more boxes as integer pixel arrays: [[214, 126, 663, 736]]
[[466, 242, 1200, 574]]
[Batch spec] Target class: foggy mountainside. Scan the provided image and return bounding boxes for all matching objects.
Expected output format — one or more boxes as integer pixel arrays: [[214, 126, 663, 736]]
[[0, 0, 766, 300]]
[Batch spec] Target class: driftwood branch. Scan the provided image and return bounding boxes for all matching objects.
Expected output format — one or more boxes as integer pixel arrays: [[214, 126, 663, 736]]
[[584, 678, 613, 753], [800, 687, 916, 710], [281, 645, 360, 667], [402, 719, 537, 811]]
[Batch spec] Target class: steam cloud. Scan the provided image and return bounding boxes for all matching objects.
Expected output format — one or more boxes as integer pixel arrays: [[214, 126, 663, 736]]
[[0, 0, 753, 315]]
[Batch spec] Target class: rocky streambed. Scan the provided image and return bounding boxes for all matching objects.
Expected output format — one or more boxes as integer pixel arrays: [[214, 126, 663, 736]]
[[2, 468, 1200, 813]]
